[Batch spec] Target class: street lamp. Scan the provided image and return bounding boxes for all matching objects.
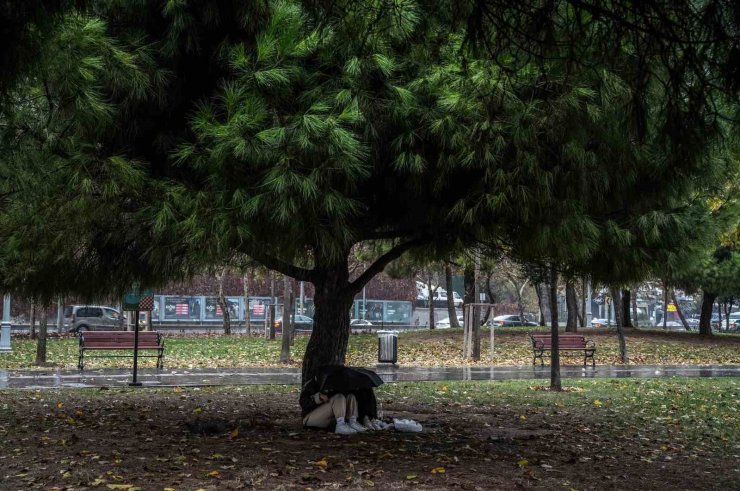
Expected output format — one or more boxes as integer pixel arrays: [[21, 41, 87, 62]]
[[1, 294, 12, 353]]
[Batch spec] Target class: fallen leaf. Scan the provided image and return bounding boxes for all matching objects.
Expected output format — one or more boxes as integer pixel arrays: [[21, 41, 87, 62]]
[[230, 428, 239, 439], [193, 407, 203, 414], [593, 400, 603, 407], [207, 470, 220, 477], [315, 458, 329, 469], [431, 467, 445, 474], [517, 459, 529, 467], [406, 474, 417, 480]]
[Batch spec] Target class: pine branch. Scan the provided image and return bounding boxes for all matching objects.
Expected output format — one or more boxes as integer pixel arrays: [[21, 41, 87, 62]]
[[349, 237, 426, 294], [246, 250, 313, 282]]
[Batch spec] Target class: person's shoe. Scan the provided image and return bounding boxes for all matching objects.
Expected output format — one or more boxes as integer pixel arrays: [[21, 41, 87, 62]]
[[349, 419, 368, 432], [374, 419, 391, 430], [335, 422, 357, 435], [362, 416, 375, 430]]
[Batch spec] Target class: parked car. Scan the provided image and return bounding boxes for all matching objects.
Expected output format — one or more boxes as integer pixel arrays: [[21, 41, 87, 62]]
[[64, 305, 123, 333], [274, 314, 313, 333], [492, 315, 538, 327], [350, 319, 374, 327], [435, 316, 465, 328]]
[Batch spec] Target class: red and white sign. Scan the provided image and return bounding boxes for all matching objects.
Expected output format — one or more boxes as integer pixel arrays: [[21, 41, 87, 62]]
[[175, 303, 189, 316]]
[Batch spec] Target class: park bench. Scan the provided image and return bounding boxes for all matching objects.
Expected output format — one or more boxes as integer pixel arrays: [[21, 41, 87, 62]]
[[529, 333, 596, 367], [78, 331, 165, 370]]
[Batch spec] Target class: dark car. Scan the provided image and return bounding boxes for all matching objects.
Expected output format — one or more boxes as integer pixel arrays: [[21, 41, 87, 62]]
[[492, 315, 538, 327]]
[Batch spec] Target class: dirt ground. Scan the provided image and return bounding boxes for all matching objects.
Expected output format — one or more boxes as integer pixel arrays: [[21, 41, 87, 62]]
[[0, 382, 737, 490]]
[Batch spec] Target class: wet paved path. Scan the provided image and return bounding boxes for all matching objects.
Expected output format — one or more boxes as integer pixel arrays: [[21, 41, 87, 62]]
[[1, 364, 738, 390]]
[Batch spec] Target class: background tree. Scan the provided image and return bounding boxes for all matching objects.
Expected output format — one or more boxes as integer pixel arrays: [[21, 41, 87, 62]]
[[444, 261, 460, 328], [216, 267, 231, 335]]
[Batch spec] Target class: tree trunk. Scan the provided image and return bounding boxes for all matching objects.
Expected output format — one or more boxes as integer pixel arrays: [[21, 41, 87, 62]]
[[427, 279, 436, 330], [515, 279, 527, 324], [723, 300, 734, 331], [217, 267, 231, 335], [610, 287, 628, 363], [631, 287, 639, 328], [243, 269, 251, 336], [29, 302, 36, 340], [671, 290, 690, 331], [579, 277, 586, 327], [280, 275, 293, 363], [268, 304, 276, 340], [464, 261, 480, 360], [699, 291, 715, 336], [445, 263, 459, 328], [482, 271, 494, 325], [565, 279, 578, 332], [535, 283, 546, 326], [662, 285, 668, 330], [302, 258, 354, 385], [35, 305, 48, 365], [549, 266, 561, 391], [622, 289, 633, 327], [270, 273, 276, 307], [118, 301, 125, 330]]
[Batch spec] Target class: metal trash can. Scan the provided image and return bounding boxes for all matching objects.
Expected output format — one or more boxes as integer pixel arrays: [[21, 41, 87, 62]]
[[377, 330, 398, 364]]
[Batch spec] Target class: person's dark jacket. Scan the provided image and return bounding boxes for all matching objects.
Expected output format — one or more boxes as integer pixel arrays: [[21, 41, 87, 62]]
[[299, 376, 324, 417]]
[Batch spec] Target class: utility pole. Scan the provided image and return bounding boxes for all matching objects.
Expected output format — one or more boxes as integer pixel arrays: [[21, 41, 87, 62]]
[[586, 279, 592, 327], [362, 286, 367, 319], [1, 294, 12, 353]]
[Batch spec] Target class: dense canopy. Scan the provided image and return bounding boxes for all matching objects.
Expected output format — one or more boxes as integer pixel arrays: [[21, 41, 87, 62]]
[[0, 0, 738, 380]]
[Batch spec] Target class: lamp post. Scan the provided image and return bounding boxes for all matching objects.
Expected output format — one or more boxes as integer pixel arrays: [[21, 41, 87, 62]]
[[1, 294, 12, 353]]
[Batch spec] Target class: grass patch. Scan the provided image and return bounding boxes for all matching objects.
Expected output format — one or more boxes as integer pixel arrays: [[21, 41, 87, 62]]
[[2, 327, 739, 370]]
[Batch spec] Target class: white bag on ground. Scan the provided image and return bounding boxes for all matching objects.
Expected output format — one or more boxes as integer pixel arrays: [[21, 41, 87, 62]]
[[393, 418, 423, 432]]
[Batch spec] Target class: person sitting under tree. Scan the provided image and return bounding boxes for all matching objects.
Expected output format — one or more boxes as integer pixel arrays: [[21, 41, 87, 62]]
[[300, 380, 367, 434], [300, 366, 388, 434]]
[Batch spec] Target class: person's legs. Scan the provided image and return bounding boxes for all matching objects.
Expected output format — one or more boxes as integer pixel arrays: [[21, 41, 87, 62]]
[[303, 394, 349, 429], [346, 393, 359, 420], [345, 394, 367, 432]]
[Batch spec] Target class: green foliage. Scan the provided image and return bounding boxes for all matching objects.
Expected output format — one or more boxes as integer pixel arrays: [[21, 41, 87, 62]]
[[0, 13, 177, 301], [0, 0, 737, 346]]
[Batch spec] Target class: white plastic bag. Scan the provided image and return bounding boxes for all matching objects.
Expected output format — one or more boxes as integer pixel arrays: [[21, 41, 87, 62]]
[[393, 418, 423, 432]]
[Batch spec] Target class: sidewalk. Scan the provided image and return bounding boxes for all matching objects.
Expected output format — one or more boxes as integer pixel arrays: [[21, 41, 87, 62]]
[[1, 364, 738, 390]]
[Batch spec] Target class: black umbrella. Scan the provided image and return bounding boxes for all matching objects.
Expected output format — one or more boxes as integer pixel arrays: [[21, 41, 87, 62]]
[[317, 366, 384, 393]]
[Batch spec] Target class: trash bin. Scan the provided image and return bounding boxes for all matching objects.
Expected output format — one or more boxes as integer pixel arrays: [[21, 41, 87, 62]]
[[377, 330, 398, 364]]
